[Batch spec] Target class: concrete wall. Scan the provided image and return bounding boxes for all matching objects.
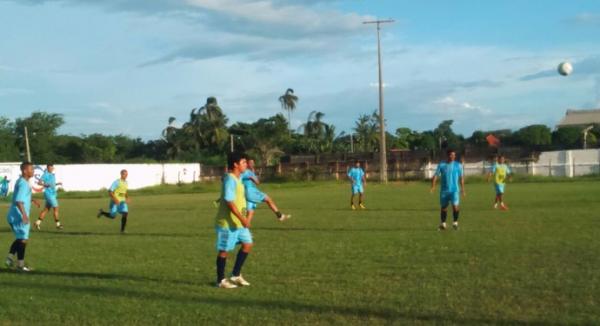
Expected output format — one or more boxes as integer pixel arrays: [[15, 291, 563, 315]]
[[0, 163, 201, 194], [424, 149, 600, 178]]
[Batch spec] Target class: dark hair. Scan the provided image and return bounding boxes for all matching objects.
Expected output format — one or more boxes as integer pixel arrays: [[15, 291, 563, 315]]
[[47, 163, 54, 168], [20, 161, 32, 172], [446, 149, 456, 155], [227, 152, 247, 170]]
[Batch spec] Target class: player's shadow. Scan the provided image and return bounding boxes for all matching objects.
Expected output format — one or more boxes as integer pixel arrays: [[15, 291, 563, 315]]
[[332, 208, 435, 212], [48, 231, 206, 238], [0, 269, 196, 286], [253, 226, 439, 232], [0, 278, 558, 325]]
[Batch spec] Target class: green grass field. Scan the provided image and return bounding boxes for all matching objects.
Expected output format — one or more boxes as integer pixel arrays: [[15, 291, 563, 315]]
[[0, 181, 599, 325]]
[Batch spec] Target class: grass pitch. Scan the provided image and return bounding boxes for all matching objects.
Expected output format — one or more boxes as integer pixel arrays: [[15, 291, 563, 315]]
[[0, 181, 598, 325]]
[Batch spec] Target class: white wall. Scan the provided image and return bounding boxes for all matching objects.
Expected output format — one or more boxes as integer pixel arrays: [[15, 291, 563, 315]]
[[0, 163, 201, 193]]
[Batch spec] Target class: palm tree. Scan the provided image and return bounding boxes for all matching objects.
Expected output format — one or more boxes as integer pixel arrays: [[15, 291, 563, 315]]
[[162, 117, 186, 158], [187, 97, 229, 153], [278, 88, 298, 134], [354, 112, 379, 152]]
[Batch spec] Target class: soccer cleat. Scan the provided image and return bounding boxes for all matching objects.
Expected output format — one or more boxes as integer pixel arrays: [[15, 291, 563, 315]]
[[351, 204, 357, 210], [500, 203, 509, 211], [5, 256, 14, 268], [277, 214, 291, 222], [16, 265, 33, 272], [438, 222, 447, 231], [230, 275, 250, 287], [97, 209, 103, 218], [452, 222, 459, 230], [217, 278, 238, 289], [56, 224, 64, 230], [493, 203, 498, 209], [34, 220, 42, 230], [359, 203, 366, 209]]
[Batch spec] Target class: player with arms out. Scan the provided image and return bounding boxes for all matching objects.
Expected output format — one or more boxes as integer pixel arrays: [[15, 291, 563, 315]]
[[242, 158, 290, 222], [34, 164, 63, 230], [5, 162, 40, 272], [214, 152, 254, 289], [487, 155, 512, 210], [97, 169, 130, 233], [430, 150, 465, 230], [348, 161, 367, 210]]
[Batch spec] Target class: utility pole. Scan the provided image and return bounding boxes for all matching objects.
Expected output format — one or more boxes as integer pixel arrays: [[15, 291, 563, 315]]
[[24, 126, 32, 162], [364, 19, 394, 183], [230, 134, 234, 153], [350, 133, 354, 153]]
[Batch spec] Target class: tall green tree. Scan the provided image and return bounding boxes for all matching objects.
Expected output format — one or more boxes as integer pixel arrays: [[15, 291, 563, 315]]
[[0, 117, 19, 161], [353, 111, 379, 152], [278, 88, 298, 134], [15, 111, 64, 162], [514, 124, 552, 148]]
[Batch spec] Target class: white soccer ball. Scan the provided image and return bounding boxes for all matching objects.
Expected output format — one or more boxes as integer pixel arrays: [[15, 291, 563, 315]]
[[558, 62, 573, 76]]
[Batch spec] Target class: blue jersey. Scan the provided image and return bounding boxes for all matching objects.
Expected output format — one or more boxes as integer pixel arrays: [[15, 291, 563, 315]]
[[41, 171, 57, 196], [348, 167, 365, 186], [241, 170, 259, 192], [0, 178, 8, 189], [435, 161, 463, 193], [7, 177, 31, 224]]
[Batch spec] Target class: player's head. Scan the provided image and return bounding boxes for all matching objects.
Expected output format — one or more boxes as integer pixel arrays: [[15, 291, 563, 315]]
[[446, 149, 456, 162], [47, 163, 54, 173], [227, 152, 248, 173], [355, 160, 361, 167], [247, 157, 256, 169], [20, 161, 34, 179], [498, 155, 505, 163], [120, 169, 128, 180]]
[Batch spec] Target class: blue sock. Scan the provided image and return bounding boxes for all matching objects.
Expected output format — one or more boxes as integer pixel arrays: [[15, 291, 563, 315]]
[[232, 250, 248, 277]]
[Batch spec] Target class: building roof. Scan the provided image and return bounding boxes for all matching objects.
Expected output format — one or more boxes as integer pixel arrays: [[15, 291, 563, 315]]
[[557, 109, 600, 127]]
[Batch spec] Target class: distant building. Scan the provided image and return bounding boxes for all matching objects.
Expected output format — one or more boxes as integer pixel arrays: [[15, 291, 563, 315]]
[[557, 109, 600, 128]]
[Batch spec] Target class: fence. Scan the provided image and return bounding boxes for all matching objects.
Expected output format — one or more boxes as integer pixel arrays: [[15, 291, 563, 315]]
[[0, 163, 201, 193]]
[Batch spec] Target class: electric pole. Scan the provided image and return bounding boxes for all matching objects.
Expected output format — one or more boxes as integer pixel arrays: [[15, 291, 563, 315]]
[[363, 19, 394, 183], [24, 126, 32, 162]]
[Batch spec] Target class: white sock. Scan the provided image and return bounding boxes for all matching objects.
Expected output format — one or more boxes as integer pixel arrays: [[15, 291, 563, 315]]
[[35, 219, 41, 225], [56, 221, 61, 226], [17, 260, 24, 268]]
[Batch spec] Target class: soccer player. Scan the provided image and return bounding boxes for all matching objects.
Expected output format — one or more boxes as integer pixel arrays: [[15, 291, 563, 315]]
[[0, 176, 9, 197], [487, 155, 512, 210], [5, 162, 40, 272], [97, 169, 130, 233], [348, 161, 366, 210], [34, 164, 63, 230], [430, 150, 465, 230], [214, 152, 253, 289], [242, 158, 290, 222]]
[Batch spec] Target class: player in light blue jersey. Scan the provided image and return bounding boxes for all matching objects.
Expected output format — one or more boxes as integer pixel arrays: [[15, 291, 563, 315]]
[[34, 164, 63, 230], [430, 149, 465, 230], [0, 176, 9, 197], [5, 162, 40, 272], [347, 161, 367, 210], [241, 158, 291, 222]]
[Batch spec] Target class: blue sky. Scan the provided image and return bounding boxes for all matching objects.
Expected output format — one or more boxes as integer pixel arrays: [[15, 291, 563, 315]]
[[1, 0, 600, 139]]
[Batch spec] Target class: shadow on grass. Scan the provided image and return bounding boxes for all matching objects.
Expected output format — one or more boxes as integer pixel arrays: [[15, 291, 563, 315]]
[[40, 231, 209, 238], [0, 278, 559, 325], [253, 227, 428, 232]]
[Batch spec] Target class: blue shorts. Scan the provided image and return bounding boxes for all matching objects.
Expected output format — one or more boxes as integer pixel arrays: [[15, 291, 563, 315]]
[[440, 191, 460, 208], [494, 184, 505, 195], [246, 189, 266, 204], [44, 194, 59, 208], [8, 221, 30, 240], [247, 201, 259, 212], [352, 184, 364, 194], [215, 227, 253, 252], [109, 201, 128, 218]]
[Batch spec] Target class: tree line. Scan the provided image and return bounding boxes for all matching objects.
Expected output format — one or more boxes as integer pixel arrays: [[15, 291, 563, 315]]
[[1, 90, 598, 165]]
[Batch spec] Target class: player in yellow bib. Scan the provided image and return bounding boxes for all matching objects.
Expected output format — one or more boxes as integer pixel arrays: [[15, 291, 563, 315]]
[[214, 152, 254, 289], [487, 155, 512, 210], [97, 170, 131, 233]]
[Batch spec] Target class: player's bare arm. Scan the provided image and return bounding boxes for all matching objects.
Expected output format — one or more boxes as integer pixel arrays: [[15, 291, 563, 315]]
[[108, 191, 119, 205], [461, 176, 466, 197], [430, 175, 437, 193], [16, 201, 29, 224], [250, 176, 260, 186]]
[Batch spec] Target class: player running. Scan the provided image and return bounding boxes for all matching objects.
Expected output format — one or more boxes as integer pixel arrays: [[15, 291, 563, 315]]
[[5, 162, 40, 272], [215, 152, 253, 289], [34, 164, 63, 230], [348, 161, 366, 210], [242, 158, 290, 222], [487, 155, 512, 210], [430, 150, 465, 230], [97, 169, 130, 233]]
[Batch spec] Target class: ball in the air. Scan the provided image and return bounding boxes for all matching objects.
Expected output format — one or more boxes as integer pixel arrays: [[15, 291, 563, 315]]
[[558, 62, 573, 76]]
